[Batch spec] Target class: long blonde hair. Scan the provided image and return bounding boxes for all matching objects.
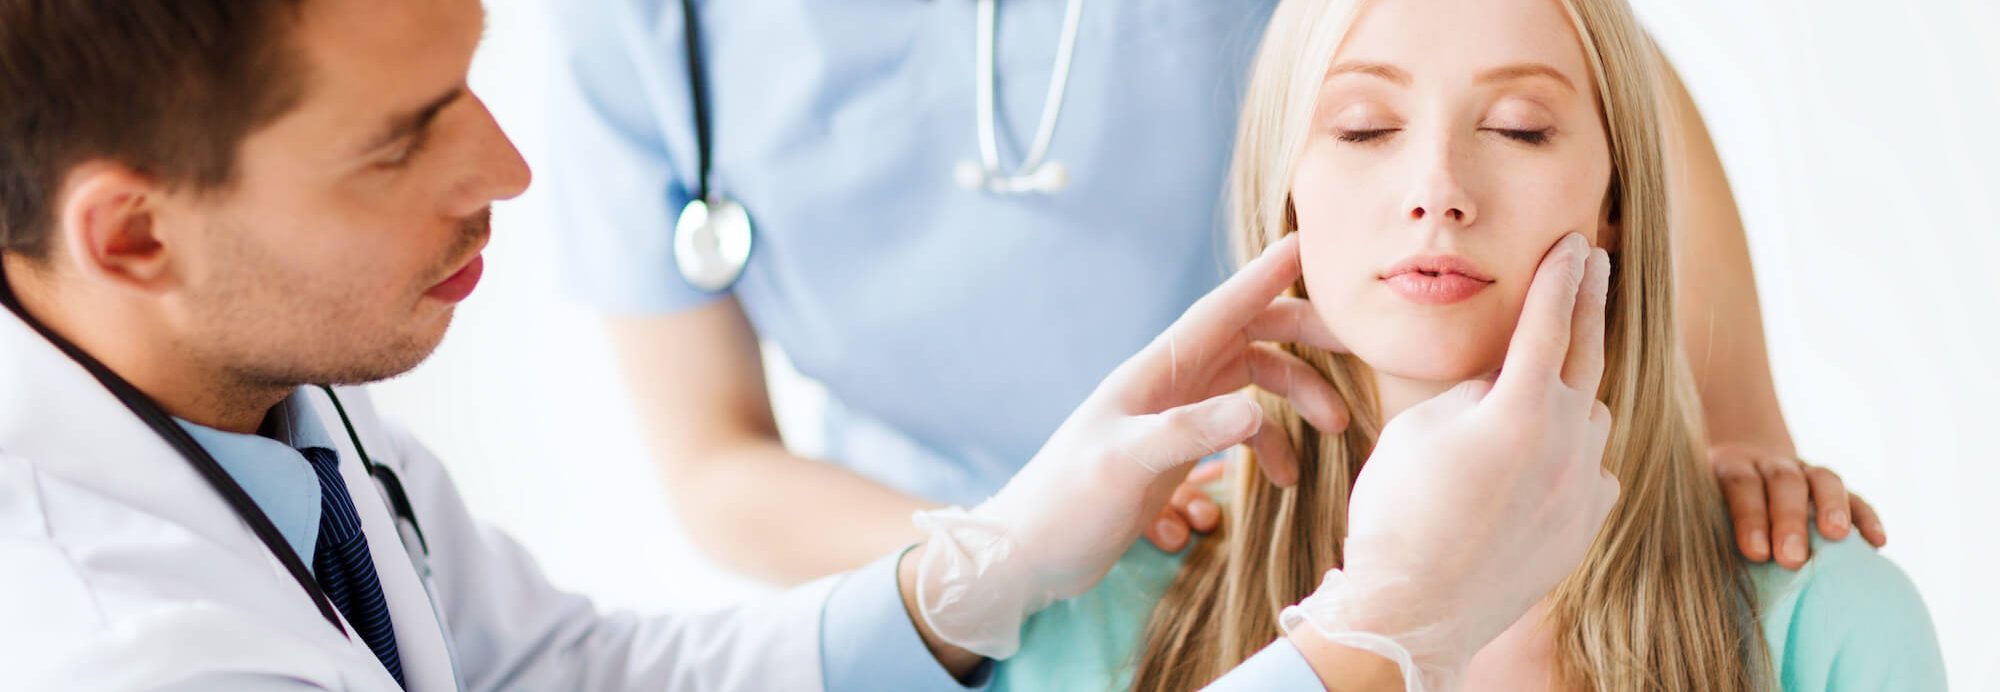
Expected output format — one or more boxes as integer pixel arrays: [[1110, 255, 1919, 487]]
[[1132, 0, 1766, 689]]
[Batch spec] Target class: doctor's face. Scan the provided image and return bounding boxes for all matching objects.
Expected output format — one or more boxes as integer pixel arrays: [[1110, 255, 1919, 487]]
[[154, 0, 530, 386], [1292, 0, 1616, 384]]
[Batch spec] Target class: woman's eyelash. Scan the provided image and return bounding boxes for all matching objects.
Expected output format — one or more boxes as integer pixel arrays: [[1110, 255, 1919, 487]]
[[1486, 128, 1553, 145], [1335, 128, 1553, 145], [1336, 128, 1398, 143]]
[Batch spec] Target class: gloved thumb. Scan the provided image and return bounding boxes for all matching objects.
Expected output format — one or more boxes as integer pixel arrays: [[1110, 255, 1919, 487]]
[[1119, 393, 1262, 474]]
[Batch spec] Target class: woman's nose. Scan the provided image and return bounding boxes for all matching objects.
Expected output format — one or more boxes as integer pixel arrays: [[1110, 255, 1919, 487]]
[[1404, 141, 1478, 227]]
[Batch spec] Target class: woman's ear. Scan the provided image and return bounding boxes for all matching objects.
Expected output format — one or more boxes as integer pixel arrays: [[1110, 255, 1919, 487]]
[[1597, 182, 1623, 254], [55, 162, 179, 293]]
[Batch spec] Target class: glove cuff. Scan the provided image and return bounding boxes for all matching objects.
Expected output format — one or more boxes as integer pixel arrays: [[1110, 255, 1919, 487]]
[[1279, 568, 1463, 692], [910, 506, 1036, 659]]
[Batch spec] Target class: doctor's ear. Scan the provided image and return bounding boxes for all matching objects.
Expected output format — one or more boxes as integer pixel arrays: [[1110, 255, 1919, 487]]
[[54, 162, 181, 293]]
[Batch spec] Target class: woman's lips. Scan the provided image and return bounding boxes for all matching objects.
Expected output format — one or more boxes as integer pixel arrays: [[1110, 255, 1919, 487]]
[[1381, 255, 1495, 305]]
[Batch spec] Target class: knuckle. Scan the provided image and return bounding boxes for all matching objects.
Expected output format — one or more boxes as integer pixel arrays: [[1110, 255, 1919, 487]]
[[1757, 457, 1806, 481], [1714, 462, 1759, 484]]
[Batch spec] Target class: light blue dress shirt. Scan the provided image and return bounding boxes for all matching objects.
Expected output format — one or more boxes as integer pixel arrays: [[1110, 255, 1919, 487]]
[[180, 390, 1001, 690], [176, 388, 338, 571], [547, 0, 1281, 506]]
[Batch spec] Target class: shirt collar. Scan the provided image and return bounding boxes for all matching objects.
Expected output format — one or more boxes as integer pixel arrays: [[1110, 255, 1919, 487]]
[[175, 386, 329, 570]]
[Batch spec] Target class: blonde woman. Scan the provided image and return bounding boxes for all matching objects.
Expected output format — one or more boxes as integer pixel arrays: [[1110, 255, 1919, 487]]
[[990, 0, 1945, 689]]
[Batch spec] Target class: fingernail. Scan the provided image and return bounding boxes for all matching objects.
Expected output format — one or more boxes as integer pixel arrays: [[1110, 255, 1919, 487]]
[[1191, 499, 1219, 526], [1563, 232, 1588, 253], [1749, 529, 1769, 557], [1831, 509, 1851, 531], [1782, 534, 1807, 564], [1259, 234, 1295, 256], [1156, 519, 1184, 544], [1204, 395, 1262, 435]]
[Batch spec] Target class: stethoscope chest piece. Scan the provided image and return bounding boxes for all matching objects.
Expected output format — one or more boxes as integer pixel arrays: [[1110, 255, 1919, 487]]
[[674, 196, 754, 292]]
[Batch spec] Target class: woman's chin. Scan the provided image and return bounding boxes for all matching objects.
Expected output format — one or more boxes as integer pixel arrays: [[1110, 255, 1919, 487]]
[[1345, 329, 1506, 385]]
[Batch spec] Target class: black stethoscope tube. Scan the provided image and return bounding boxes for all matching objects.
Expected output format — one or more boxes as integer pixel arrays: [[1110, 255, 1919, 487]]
[[0, 259, 430, 640]]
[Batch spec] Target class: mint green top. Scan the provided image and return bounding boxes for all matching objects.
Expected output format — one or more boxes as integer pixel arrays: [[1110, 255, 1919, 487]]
[[994, 529, 1946, 691]]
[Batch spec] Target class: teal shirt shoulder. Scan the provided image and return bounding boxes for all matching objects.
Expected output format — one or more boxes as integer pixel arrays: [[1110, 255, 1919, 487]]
[[1747, 530, 1948, 690], [995, 531, 1945, 691]]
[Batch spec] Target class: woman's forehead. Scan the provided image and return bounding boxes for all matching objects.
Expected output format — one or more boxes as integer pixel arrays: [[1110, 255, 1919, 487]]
[[1329, 0, 1593, 89]]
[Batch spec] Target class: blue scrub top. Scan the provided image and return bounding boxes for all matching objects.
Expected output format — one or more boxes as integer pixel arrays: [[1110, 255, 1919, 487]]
[[547, 0, 1279, 506]]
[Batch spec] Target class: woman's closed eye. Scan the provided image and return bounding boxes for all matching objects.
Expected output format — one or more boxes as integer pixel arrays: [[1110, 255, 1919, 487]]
[[1336, 128, 1401, 144], [1481, 126, 1554, 146]]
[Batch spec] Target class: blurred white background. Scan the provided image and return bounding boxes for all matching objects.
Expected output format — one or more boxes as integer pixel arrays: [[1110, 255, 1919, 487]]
[[374, 1, 1998, 688]]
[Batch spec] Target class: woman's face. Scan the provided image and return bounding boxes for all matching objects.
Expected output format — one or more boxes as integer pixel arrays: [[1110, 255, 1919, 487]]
[[1293, 0, 1615, 384]]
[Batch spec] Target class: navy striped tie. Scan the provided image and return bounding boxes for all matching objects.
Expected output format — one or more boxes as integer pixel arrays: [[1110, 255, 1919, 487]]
[[303, 446, 406, 687]]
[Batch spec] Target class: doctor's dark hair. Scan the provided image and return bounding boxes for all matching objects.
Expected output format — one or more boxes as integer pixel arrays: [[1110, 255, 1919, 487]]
[[0, 0, 309, 260]]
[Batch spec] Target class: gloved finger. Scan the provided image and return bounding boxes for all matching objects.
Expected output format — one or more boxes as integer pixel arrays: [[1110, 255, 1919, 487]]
[[1144, 503, 1194, 552], [1247, 296, 1346, 354], [1757, 456, 1813, 569], [1490, 233, 1591, 406], [1712, 452, 1773, 562], [1119, 393, 1264, 475], [1851, 495, 1888, 547], [1549, 400, 1614, 501], [1561, 248, 1611, 392], [1803, 464, 1853, 540], [1135, 236, 1303, 393], [1245, 343, 1348, 434], [1245, 409, 1301, 488]]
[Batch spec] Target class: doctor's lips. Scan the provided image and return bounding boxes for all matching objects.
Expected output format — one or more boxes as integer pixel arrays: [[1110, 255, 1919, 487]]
[[1380, 254, 1495, 305], [425, 214, 493, 302]]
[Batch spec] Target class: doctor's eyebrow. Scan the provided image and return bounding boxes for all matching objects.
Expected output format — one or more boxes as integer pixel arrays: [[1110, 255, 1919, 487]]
[[355, 10, 486, 157]]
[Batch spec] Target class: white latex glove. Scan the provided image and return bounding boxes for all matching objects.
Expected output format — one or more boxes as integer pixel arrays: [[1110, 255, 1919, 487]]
[[913, 235, 1348, 659], [1279, 234, 1621, 692]]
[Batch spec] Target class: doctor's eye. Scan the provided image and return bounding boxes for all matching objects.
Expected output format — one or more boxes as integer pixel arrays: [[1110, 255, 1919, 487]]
[[378, 130, 437, 170], [1336, 128, 1399, 144]]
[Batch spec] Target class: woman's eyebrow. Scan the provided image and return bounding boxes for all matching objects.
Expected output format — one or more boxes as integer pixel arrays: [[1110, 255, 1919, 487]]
[[1476, 62, 1576, 92], [1325, 61, 1411, 86]]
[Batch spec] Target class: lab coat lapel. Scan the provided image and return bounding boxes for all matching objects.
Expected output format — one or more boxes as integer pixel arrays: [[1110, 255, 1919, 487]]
[[0, 308, 374, 668], [302, 388, 461, 692], [0, 308, 409, 690]]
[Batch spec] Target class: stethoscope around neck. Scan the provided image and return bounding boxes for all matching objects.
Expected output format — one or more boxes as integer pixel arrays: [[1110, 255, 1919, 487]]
[[670, 0, 1084, 293], [0, 260, 430, 643]]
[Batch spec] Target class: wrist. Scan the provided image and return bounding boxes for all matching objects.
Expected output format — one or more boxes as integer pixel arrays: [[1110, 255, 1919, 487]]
[[1287, 627, 1408, 692], [896, 543, 987, 679]]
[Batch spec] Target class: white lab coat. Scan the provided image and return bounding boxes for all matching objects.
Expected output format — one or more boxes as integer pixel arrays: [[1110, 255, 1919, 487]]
[[0, 306, 837, 691]]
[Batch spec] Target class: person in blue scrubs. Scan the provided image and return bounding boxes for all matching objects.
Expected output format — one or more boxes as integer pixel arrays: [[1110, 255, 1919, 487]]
[[547, 0, 1884, 583]]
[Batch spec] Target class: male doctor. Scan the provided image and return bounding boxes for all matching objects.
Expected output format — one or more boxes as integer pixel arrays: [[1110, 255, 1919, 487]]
[[0, 0, 1618, 689]]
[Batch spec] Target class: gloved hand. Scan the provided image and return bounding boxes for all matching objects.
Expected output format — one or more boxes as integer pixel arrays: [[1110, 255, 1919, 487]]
[[1280, 234, 1621, 692], [911, 235, 1348, 659]]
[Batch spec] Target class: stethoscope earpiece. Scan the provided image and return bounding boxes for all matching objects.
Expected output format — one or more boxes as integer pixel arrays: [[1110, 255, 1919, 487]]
[[961, 0, 1084, 197]]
